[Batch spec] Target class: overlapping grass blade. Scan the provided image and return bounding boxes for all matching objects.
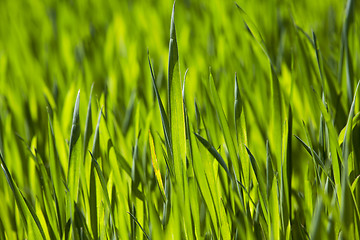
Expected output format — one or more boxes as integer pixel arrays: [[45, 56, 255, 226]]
[[47, 109, 66, 236], [148, 54, 173, 177], [89, 151, 111, 214], [312, 88, 343, 202], [149, 130, 166, 201], [89, 108, 102, 239], [0, 152, 46, 239], [340, 81, 360, 234], [245, 146, 266, 208], [194, 132, 231, 179], [209, 72, 241, 182]]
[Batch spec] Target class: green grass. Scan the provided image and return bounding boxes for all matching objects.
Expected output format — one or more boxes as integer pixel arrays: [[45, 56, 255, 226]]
[[0, 0, 360, 239]]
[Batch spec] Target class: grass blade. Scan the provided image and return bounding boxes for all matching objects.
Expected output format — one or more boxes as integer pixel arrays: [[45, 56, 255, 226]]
[[89, 151, 111, 213], [168, 1, 186, 191], [340, 81, 360, 234], [0, 152, 46, 239], [89, 108, 102, 239], [127, 211, 150, 240], [234, 73, 250, 203], [209, 72, 241, 182], [148, 53, 173, 177], [194, 132, 231, 179], [149, 130, 167, 202], [83, 83, 94, 161], [245, 146, 266, 207], [67, 90, 82, 202]]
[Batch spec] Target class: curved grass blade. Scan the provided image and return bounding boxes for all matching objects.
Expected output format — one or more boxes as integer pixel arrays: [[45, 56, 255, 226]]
[[148, 53, 173, 177], [294, 135, 324, 170], [127, 211, 150, 240], [235, 3, 268, 59], [294, 133, 335, 187], [194, 132, 231, 179], [0, 153, 46, 239], [338, 113, 360, 145], [149, 130, 167, 202], [245, 146, 266, 207]]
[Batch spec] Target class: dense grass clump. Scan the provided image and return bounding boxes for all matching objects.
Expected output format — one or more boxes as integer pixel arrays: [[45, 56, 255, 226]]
[[0, 0, 359, 239]]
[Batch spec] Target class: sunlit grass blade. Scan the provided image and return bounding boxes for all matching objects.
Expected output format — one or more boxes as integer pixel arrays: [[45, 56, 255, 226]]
[[234, 73, 250, 206], [149, 130, 166, 201], [16, 137, 60, 238], [89, 108, 102, 239], [0, 152, 46, 239], [167, 1, 186, 192], [189, 123, 219, 237], [67, 90, 82, 203]]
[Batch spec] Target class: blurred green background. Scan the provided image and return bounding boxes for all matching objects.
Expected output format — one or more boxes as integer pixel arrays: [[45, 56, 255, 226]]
[[0, 0, 355, 162], [0, 0, 359, 238]]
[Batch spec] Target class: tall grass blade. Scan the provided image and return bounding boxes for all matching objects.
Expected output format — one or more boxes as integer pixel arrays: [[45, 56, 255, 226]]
[[67, 90, 82, 203], [234, 73, 249, 206], [167, 1, 186, 192], [89, 109, 102, 239]]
